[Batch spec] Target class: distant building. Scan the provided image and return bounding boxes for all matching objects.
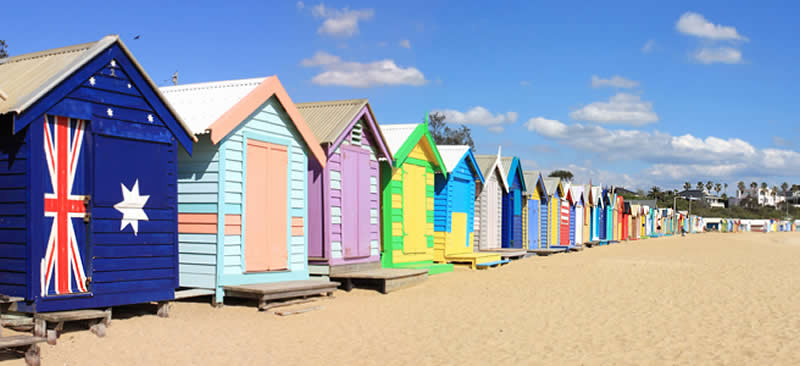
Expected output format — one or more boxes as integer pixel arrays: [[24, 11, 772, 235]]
[[677, 189, 725, 208], [736, 187, 786, 207]]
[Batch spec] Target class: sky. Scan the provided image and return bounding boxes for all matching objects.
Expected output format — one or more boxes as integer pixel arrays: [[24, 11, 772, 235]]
[[4, 1, 800, 194]]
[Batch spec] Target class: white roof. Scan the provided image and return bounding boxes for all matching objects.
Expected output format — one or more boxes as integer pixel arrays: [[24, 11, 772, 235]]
[[379, 123, 419, 155], [436, 145, 470, 173], [160, 77, 265, 135]]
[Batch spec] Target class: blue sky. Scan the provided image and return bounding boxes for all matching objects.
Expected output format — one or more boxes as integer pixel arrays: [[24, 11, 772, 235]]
[[5, 1, 800, 193]]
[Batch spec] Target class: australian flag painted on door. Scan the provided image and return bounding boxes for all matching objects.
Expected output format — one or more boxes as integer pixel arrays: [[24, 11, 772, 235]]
[[0, 35, 195, 312]]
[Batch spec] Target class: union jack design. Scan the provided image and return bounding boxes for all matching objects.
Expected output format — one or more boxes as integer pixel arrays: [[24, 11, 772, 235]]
[[41, 115, 89, 296]]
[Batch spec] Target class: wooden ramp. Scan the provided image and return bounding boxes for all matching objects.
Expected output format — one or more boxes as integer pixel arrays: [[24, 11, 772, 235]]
[[527, 248, 568, 256], [487, 248, 527, 260], [443, 252, 503, 270], [330, 268, 428, 294], [224, 279, 339, 311]]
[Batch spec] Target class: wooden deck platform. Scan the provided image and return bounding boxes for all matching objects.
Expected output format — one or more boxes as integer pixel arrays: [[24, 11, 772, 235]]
[[0, 335, 45, 366], [34, 308, 112, 342], [443, 252, 503, 270], [485, 248, 527, 260], [475, 259, 510, 269], [223, 279, 339, 311], [330, 268, 428, 294], [527, 248, 568, 256], [569, 245, 585, 252]]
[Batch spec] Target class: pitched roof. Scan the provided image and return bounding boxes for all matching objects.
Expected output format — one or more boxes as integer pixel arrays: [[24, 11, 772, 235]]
[[523, 171, 541, 193], [161, 78, 263, 135], [543, 177, 561, 197], [474, 153, 509, 192], [380, 123, 418, 156], [160, 76, 326, 167], [436, 145, 471, 173], [295, 99, 368, 143], [572, 185, 585, 204], [499, 157, 514, 178], [0, 35, 197, 142]]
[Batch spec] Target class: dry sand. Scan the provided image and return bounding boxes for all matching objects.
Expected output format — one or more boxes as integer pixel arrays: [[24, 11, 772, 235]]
[[3, 232, 800, 365]]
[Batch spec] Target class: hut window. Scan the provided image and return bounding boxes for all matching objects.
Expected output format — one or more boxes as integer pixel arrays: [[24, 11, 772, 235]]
[[331, 207, 342, 224], [371, 208, 378, 224], [370, 176, 378, 193], [350, 120, 363, 146], [330, 171, 341, 190]]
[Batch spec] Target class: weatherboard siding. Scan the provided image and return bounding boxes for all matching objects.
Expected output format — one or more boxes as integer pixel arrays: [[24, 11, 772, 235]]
[[434, 155, 477, 259], [0, 128, 28, 297]]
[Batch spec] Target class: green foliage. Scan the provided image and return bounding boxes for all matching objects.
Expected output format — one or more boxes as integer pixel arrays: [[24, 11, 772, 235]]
[[0, 40, 7, 59], [548, 170, 574, 182], [426, 112, 475, 149]]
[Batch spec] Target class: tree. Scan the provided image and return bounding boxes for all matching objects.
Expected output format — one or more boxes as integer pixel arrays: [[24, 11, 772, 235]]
[[761, 182, 768, 190], [648, 186, 662, 200], [714, 183, 722, 196], [750, 182, 757, 190], [0, 40, 7, 59], [781, 182, 789, 195], [706, 181, 713, 193], [696, 181, 704, 190], [426, 112, 475, 149], [683, 182, 691, 191], [724, 183, 728, 195], [548, 170, 573, 182], [737, 181, 746, 196]]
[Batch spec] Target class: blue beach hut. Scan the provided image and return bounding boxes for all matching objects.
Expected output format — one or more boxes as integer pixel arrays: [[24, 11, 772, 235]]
[[523, 171, 547, 251], [500, 156, 527, 249], [0, 35, 197, 312]]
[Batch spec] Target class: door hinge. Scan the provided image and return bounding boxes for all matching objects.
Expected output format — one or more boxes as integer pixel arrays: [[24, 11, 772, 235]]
[[83, 212, 91, 223], [85, 276, 92, 288]]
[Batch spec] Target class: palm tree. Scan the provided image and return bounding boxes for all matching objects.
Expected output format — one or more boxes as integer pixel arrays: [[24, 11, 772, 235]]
[[738, 181, 746, 197], [696, 181, 704, 190], [683, 182, 691, 191], [648, 186, 661, 200], [772, 186, 778, 206], [761, 182, 768, 190], [706, 181, 713, 193], [781, 182, 790, 211], [724, 183, 728, 194], [714, 183, 722, 196]]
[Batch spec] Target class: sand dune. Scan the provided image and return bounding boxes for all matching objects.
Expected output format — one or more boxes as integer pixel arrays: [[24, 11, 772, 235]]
[[4, 232, 800, 365]]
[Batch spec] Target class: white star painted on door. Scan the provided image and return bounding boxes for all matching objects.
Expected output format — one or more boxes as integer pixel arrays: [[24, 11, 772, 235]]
[[89, 77, 96, 86], [113, 179, 150, 235], [147, 114, 154, 123], [107, 108, 113, 117], [110, 60, 116, 67]]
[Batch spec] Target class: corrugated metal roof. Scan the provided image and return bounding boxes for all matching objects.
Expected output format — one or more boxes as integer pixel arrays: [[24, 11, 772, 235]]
[[436, 145, 470, 173], [474, 155, 498, 178], [523, 171, 540, 192], [379, 123, 418, 155], [572, 185, 585, 202], [0, 38, 106, 114], [543, 177, 560, 196], [499, 157, 514, 179], [0, 35, 196, 142], [295, 99, 368, 143], [160, 78, 265, 135]]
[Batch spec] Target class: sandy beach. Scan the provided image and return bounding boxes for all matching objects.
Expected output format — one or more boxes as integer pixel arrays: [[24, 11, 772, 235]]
[[3, 232, 800, 365]]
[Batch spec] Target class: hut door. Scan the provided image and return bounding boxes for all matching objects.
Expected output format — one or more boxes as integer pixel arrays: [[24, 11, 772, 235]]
[[245, 140, 288, 272], [528, 200, 539, 249], [41, 116, 92, 296], [402, 164, 427, 254], [341, 146, 371, 258], [485, 177, 499, 249]]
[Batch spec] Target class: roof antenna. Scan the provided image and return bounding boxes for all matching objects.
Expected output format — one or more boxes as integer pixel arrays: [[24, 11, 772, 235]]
[[171, 71, 178, 86]]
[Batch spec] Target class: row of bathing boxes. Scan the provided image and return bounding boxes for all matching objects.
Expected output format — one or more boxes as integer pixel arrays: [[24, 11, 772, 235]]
[[0, 36, 736, 351]]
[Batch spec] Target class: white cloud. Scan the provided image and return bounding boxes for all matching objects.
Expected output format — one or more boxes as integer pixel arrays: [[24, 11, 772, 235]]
[[311, 4, 374, 38], [693, 47, 743, 64], [676, 12, 748, 41], [641, 40, 656, 54], [301, 51, 427, 87], [296, 1, 304, 9], [569, 93, 658, 125], [434, 106, 518, 132], [591, 75, 640, 89], [399, 40, 411, 49], [525, 117, 568, 137], [526, 119, 800, 184]]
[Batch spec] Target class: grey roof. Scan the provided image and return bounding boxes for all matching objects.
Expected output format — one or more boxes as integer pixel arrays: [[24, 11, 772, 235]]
[[523, 171, 541, 193], [474, 155, 498, 178], [295, 99, 369, 144], [499, 157, 514, 179], [0, 35, 195, 141], [543, 177, 561, 197]]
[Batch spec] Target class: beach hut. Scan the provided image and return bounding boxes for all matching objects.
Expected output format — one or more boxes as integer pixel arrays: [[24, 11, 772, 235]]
[[433, 146, 503, 269], [558, 183, 572, 247], [294, 100, 426, 292], [581, 185, 592, 245], [543, 178, 567, 250], [603, 189, 614, 243], [572, 186, 585, 247], [591, 186, 603, 243], [500, 156, 527, 250], [162, 76, 341, 305], [0, 35, 197, 313], [474, 152, 509, 252], [622, 201, 630, 241], [522, 171, 547, 251], [379, 123, 452, 274]]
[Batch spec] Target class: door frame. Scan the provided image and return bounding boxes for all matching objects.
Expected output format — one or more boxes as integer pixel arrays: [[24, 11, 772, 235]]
[[240, 131, 292, 273]]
